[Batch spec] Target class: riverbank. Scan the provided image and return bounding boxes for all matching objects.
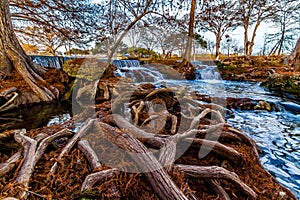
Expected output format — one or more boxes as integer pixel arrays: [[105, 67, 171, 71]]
[[216, 55, 300, 99], [0, 74, 297, 199]]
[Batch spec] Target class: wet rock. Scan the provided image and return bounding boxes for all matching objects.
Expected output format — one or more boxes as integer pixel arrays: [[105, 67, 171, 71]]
[[261, 73, 300, 99], [254, 100, 272, 111]]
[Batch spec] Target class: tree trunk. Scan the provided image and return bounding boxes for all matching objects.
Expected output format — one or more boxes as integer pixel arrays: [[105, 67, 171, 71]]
[[182, 0, 196, 65], [248, 16, 261, 55], [244, 23, 249, 55], [289, 37, 300, 71], [102, 11, 150, 78], [215, 34, 221, 59], [0, 0, 58, 101]]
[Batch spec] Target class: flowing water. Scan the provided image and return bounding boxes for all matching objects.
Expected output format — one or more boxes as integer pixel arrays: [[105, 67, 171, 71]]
[[2, 58, 299, 198], [114, 60, 300, 198]]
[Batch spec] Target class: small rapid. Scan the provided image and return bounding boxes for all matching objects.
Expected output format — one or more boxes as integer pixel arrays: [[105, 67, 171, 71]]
[[3, 57, 298, 198], [114, 60, 300, 198]]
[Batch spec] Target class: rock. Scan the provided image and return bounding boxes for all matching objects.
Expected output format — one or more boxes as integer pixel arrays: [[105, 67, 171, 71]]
[[254, 100, 272, 111], [261, 73, 300, 99]]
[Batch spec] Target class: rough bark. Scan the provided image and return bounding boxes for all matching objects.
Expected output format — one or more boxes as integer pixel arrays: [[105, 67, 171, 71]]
[[183, 0, 196, 63], [0, 151, 21, 177], [289, 37, 300, 71], [95, 122, 189, 200], [174, 164, 257, 199], [0, 0, 58, 101]]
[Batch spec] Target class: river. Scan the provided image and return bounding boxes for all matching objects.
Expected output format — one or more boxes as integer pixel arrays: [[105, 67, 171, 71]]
[[2, 58, 299, 198], [113, 60, 300, 198]]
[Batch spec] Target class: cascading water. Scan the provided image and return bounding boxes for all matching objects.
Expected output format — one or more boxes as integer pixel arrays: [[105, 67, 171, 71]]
[[113, 60, 164, 83], [161, 61, 300, 198], [193, 60, 222, 80], [30, 55, 70, 69]]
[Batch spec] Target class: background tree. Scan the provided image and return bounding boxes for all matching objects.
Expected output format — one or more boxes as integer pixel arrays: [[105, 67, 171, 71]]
[[182, 0, 197, 64], [196, 0, 238, 58], [236, 0, 277, 55], [127, 26, 143, 48], [0, 0, 98, 101], [17, 26, 67, 56], [139, 27, 158, 57], [266, 0, 300, 55]]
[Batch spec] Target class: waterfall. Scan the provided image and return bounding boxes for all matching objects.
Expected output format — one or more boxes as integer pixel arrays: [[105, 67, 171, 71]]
[[113, 60, 164, 82], [30, 55, 70, 69], [193, 61, 221, 80], [112, 60, 140, 69]]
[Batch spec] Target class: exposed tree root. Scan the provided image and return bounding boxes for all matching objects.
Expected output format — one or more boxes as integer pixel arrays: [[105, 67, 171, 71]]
[[78, 140, 101, 171], [13, 128, 73, 198], [49, 118, 96, 175], [206, 179, 231, 200], [0, 87, 18, 112], [0, 151, 21, 177], [0, 83, 297, 200], [186, 138, 242, 163], [174, 164, 257, 199], [94, 121, 188, 200], [81, 168, 119, 190]]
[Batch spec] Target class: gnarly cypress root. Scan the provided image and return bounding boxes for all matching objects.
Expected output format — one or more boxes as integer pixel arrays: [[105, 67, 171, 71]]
[[0, 0, 58, 101]]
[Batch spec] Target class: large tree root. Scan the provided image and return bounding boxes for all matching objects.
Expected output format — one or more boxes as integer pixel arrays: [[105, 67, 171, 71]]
[[0, 151, 21, 177], [49, 118, 96, 175], [13, 128, 73, 198], [0, 84, 296, 199]]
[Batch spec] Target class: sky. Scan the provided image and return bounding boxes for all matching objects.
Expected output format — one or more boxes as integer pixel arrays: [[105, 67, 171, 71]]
[[91, 0, 283, 55], [203, 22, 273, 55]]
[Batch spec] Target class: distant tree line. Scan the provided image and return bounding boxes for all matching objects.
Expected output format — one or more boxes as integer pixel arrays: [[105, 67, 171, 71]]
[[1, 0, 300, 100]]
